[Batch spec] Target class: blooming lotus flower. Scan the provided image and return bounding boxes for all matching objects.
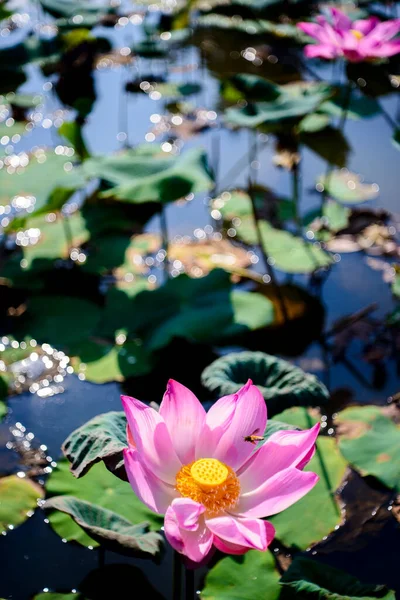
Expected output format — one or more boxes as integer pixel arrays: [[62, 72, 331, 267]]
[[122, 380, 319, 563], [298, 8, 400, 62]]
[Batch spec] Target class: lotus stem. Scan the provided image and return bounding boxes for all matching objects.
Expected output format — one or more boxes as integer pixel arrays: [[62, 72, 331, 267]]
[[185, 566, 195, 600], [172, 550, 183, 600], [62, 213, 73, 255], [160, 204, 170, 281]]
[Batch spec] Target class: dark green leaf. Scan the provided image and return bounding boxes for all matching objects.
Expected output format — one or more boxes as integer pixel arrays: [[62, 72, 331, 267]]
[[62, 411, 127, 478], [46, 460, 162, 546], [83, 145, 213, 204], [201, 351, 329, 418], [281, 556, 395, 599], [44, 496, 163, 556], [202, 549, 281, 600]]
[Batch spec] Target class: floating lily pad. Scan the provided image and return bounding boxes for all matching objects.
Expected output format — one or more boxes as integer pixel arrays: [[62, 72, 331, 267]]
[[225, 81, 332, 127], [298, 113, 331, 133], [111, 270, 275, 351], [0, 475, 44, 533], [201, 351, 329, 417], [336, 405, 400, 491], [281, 556, 395, 599], [13, 296, 101, 350], [71, 340, 154, 384], [46, 460, 163, 546], [44, 496, 163, 556], [317, 171, 379, 205], [201, 549, 281, 600], [0, 150, 85, 215], [62, 411, 127, 479], [83, 146, 213, 204]]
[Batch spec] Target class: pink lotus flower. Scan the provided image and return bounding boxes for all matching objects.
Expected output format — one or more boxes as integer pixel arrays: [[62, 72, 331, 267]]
[[298, 8, 400, 62], [122, 380, 319, 563]]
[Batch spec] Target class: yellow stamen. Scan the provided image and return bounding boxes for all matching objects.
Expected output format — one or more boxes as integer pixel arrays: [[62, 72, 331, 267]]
[[350, 29, 364, 40], [176, 458, 240, 516]]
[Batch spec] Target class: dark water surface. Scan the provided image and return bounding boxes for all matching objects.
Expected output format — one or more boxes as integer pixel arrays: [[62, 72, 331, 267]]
[[1, 2, 400, 599]]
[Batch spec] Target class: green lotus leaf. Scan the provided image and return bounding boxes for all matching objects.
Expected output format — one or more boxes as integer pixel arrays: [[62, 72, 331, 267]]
[[225, 80, 332, 127], [281, 556, 395, 599], [270, 429, 347, 550], [317, 170, 379, 205], [45, 460, 162, 546], [336, 405, 400, 491], [0, 150, 85, 215], [62, 411, 127, 478], [0, 475, 44, 533], [321, 87, 381, 120], [201, 549, 281, 600], [83, 145, 213, 204], [39, 0, 112, 19], [44, 495, 163, 556], [201, 351, 329, 417]]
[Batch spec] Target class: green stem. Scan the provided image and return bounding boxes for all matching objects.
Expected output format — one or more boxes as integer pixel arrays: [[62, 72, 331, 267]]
[[160, 204, 170, 281], [172, 551, 183, 600], [62, 213, 73, 255], [303, 409, 340, 517], [321, 81, 353, 208]]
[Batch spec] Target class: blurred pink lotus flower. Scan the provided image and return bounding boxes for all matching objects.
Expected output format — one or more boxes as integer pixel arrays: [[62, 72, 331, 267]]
[[298, 8, 400, 62], [122, 379, 319, 563]]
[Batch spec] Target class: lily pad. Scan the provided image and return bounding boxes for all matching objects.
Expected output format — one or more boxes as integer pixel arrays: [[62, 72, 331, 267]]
[[0, 475, 44, 533], [71, 340, 154, 384], [281, 556, 396, 599], [336, 405, 400, 491], [298, 113, 331, 133], [270, 432, 347, 550], [44, 496, 163, 556], [317, 171, 379, 205], [62, 411, 127, 479], [12, 296, 101, 350], [45, 460, 163, 546], [114, 270, 275, 351], [0, 150, 85, 214], [83, 146, 213, 204], [225, 81, 332, 127], [201, 549, 281, 600], [201, 351, 329, 417], [39, 0, 112, 19]]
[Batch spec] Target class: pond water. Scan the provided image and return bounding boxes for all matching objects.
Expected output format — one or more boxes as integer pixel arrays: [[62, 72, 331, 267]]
[[0, 1, 400, 599]]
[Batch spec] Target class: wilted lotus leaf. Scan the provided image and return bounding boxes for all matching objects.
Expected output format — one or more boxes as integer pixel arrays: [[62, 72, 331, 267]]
[[0, 475, 44, 533], [336, 405, 400, 491], [317, 170, 379, 205], [168, 237, 252, 278]]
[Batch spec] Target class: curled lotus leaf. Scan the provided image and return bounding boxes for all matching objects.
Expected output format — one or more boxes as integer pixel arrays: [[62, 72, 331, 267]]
[[201, 351, 329, 417]]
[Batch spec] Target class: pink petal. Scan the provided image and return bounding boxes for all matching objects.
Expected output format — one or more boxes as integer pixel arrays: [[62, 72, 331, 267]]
[[238, 424, 320, 493], [304, 44, 339, 59], [195, 391, 238, 459], [366, 40, 400, 57], [165, 508, 214, 563], [123, 447, 176, 514], [206, 515, 275, 551], [212, 536, 249, 555], [169, 498, 205, 531], [331, 8, 352, 31], [353, 17, 380, 35], [234, 467, 319, 518], [121, 395, 182, 484], [364, 19, 400, 43], [159, 380, 206, 464], [211, 381, 267, 471]]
